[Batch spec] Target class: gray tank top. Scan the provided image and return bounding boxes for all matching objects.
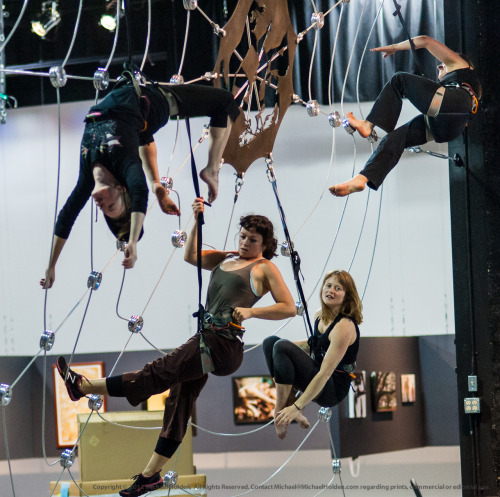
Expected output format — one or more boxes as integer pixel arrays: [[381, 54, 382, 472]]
[[206, 255, 263, 317]]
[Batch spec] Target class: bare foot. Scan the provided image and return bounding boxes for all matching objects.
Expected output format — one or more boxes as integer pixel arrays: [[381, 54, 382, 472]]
[[346, 112, 373, 138], [296, 413, 310, 429], [153, 184, 180, 216], [275, 421, 288, 440], [329, 174, 368, 197], [199, 165, 220, 203]]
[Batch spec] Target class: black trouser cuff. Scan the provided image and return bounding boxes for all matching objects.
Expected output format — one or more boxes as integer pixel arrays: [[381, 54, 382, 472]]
[[155, 437, 181, 458], [106, 375, 125, 397]]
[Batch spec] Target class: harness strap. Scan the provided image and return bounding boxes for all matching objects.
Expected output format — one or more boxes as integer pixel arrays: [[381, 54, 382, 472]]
[[392, 0, 426, 77], [185, 118, 205, 333], [427, 87, 446, 118], [157, 86, 180, 117]]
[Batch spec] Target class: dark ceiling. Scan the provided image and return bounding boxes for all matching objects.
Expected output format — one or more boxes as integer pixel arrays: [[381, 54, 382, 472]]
[[2, 0, 236, 107]]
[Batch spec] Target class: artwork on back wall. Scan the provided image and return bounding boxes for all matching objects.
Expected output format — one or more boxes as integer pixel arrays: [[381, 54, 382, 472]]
[[232, 376, 276, 424], [53, 362, 106, 447], [401, 374, 416, 404], [348, 371, 367, 418], [370, 371, 397, 412]]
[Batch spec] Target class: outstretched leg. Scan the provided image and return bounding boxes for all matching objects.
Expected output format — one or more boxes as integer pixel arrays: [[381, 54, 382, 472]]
[[199, 117, 233, 203]]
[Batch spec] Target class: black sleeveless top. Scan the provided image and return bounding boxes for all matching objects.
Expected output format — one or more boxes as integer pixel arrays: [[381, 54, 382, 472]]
[[440, 68, 481, 96], [309, 314, 360, 368]]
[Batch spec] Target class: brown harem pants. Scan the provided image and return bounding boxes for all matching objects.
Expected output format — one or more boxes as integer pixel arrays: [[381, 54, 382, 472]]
[[120, 330, 244, 457]]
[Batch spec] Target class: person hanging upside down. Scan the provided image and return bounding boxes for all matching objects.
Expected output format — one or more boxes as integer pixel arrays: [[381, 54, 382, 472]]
[[263, 270, 362, 439], [40, 79, 239, 288], [330, 35, 481, 197], [55, 197, 296, 497]]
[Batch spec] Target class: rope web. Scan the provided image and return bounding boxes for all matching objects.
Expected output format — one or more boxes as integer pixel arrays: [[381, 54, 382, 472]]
[[0, 1, 391, 496]]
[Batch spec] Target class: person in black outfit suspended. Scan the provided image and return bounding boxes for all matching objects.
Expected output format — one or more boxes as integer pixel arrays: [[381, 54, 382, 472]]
[[40, 80, 240, 288], [263, 270, 362, 439], [330, 35, 481, 197]]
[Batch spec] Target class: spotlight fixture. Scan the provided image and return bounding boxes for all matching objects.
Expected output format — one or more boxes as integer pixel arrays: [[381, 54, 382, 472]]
[[31, 1, 61, 38], [99, 2, 124, 32], [99, 13, 117, 31]]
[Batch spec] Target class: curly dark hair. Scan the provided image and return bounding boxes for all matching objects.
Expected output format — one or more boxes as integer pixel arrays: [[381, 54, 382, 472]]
[[239, 215, 278, 260]]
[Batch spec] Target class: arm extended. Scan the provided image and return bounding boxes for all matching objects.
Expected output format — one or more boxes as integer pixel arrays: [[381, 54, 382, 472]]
[[372, 35, 470, 70]]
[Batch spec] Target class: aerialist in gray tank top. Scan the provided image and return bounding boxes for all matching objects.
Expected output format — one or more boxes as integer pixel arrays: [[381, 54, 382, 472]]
[[205, 255, 263, 320]]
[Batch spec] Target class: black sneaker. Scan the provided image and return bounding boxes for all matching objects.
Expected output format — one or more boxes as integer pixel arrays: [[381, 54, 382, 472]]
[[56, 356, 86, 401], [119, 473, 164, 497]]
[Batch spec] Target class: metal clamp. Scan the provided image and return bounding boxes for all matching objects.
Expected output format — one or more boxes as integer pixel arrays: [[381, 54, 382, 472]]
[[49, 66, 67, 88], [60, 449, 75, 468], [93, 68, 110, 91], [311, 12, 324, 29], [306, 100, 320, 117], [87, 271, 102, 291], [128, 315, 144, 333], [318, 407, 332, 422], [0, 384, 12, 406], [40, 330, 55, 351], [328, 111, 342, 128]]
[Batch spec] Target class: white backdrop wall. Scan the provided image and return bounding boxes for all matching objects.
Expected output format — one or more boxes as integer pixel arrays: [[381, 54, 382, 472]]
[[0, 99, 454, 356]]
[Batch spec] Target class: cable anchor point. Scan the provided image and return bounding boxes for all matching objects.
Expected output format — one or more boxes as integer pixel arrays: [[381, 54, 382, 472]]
[[170, 74, 185, 85], [280, 241, 292, 257], [183, 0, 197, 10], [93, 68, 110, 91], [311, 12, 325, 30], [341, 118, 356, 134], [163, 471, 179, 488], [0, 384, 12, 406], [172, 230, 188, 248], [306, 100, 320, 117], [40, 330, 55, 351], [295, 300, 305, 316], [60, 449, 75, 468], [318, 406, 332, 422], [87, 271, 102, 291], [49, 66, 67, 88], [128, 315, 144, 333], [328, 111, 342, 128], [332, 459, 342, 474], [160, 177, 173, 193], [116, 240, 128, 252], [88, 394, 103, 412]]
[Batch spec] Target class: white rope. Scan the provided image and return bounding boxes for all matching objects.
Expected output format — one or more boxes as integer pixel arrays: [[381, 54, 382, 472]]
[[190, 419, 274, 437], [229, 419, 321, 497], [140, 0, 152, 72], [62, 0, 84, 68]]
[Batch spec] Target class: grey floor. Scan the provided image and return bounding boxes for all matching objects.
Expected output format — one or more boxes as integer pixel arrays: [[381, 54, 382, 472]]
[[1, 446, 461, 497]]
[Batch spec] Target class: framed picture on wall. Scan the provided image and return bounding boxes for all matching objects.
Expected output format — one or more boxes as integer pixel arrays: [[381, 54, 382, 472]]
[[146, 389, 171, 411], [401, 374, 416, 404], [53, 361, 106, 448], [370, 371, 397, 412], [232, 376, 276, 424], [348, 371, 367, 418]]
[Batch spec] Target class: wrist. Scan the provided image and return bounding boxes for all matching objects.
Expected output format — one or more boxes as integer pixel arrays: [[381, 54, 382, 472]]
[[293, 403, 302, 411]]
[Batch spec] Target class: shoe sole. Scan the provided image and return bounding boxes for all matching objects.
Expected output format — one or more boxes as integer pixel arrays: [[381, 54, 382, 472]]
[[119, 478, 164, 497]]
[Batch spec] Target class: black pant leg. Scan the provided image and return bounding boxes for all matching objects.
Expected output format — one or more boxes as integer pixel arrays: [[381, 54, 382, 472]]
[[360, 115, 428, 190], [367, 72, 441, 133]]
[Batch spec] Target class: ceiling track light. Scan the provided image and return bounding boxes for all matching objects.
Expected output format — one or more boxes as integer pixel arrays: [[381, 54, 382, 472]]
[[31, 1, 61, 38], [99, 2, 124, 32]]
